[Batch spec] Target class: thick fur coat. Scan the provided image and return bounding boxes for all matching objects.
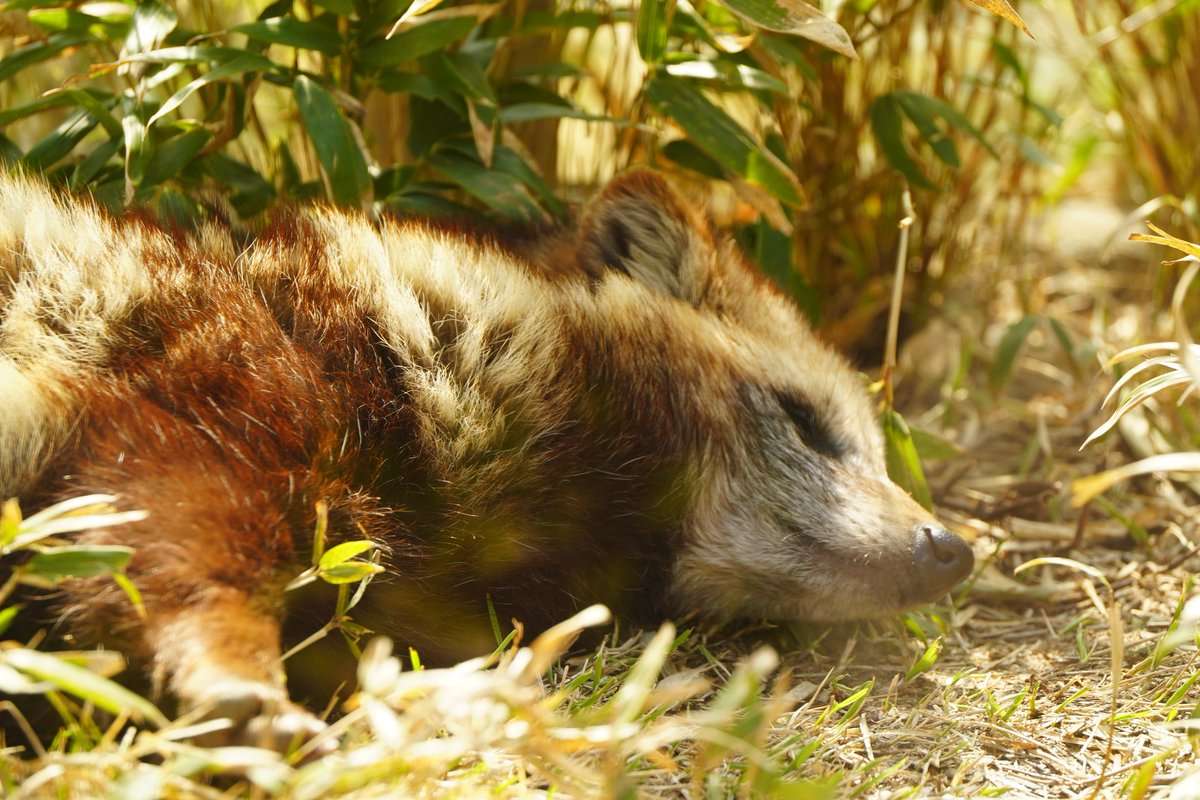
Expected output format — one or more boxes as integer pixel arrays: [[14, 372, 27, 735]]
[[0, 170, 972, 747]]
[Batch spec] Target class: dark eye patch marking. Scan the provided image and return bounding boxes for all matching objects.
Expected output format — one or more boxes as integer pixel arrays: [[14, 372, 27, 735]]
[[777, 394, 846, 460]]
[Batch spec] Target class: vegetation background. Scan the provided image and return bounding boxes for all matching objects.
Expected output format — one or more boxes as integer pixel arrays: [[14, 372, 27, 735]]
[[3, 0, 1200, 797]]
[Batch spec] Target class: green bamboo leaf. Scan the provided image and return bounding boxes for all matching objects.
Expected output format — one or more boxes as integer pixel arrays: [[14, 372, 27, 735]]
[[140, 126, 212, 187], [0, 500, 18, 548], [644, 75, 804, 207], [869, 94, 935, 190], [895, 91, 998, 159], [362, 0, 419, 37], [1044, 316, 1076, 367], [637, 0, 674, 65], [119, 45, 265, 65], [989, 314, 1041, 393], [0, 32, 94, 83], [312, 0, 356, 15], [428, 148, 543, 220], [123, 112, 148, 187], [492, 144, 566, 217], [25, 545, 134, 581], [59, 88, 123, 138], [320, 560, 386, 584], [882, 408, 932, 510], [498, 103, 625, 125], [0, 606, 19, 637], [111, 572, 146, 618], [0, 94, 79, 129], [385, 190, 472, 217], [124, 1, 178, 56], [910, 427, 964, 461], [509, 61, 587, 81], [318, 540, 376, 570], [25, 8, 108, 34], [357, 17, 477, 67], [377, 70, 458, 104], [24, 109, 98, 170], [200, 153, 276, 216], [3, 647, 166, 726], [441, 50, 497, 104], [895, 93, 958, 168], [148, 53, 274, 127], [72, 139, 122, 187], [664, 59, 790, 94], [293, 75, 371, 207], [236, 17, 343, 54], [715, 0, 856, 58], [661, 139, 725, 180]]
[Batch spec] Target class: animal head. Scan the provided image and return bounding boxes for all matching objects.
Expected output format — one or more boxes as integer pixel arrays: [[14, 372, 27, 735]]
[[576, 170, 974, 621]]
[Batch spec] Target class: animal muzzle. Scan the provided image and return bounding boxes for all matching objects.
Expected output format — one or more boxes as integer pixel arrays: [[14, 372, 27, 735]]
[[909, 523, 974, 599]]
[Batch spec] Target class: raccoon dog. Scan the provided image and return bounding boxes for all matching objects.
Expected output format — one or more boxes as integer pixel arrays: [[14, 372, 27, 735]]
[[0, 169, 973, 747]]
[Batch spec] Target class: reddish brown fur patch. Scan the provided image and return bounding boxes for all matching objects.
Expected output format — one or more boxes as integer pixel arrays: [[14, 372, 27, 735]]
[[4, 170, 971, 750]]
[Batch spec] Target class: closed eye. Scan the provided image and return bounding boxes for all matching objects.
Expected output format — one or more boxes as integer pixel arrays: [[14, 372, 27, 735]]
[[777, 394, 846, 460]]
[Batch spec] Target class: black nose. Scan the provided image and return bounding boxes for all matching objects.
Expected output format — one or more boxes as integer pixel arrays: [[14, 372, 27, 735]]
[[912, 524, 974, 590]]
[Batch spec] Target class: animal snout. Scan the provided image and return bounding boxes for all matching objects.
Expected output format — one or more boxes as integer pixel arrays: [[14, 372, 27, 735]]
[[911, 524, 974, 590]]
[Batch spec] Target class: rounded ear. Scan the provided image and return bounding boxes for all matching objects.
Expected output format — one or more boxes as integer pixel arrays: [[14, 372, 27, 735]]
[[578, 170, 712, 304]]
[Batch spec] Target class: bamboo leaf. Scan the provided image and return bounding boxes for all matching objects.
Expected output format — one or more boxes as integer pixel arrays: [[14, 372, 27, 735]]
[[637, 0, 674, 65], [148, 53, 274, 127], [0, 32, 94, 83], [200, 154, 277, 217], [1015, 556, 1110, 586], [124, 1, 178, 56], [1082, 372, 1193, 449], [357, 17, 477, 67], [293, 75, 372, 207], [0, 93, 80, 129], [869, 94, 934, 190], [909, 427, 964, 460], [116, 45, 266, 66], [665, 60, 790, 94], [23, 109, 99, 170], [498, 103, 627, 125], [236, 17, 343, 54], [140, 126, 212, 187], [716, 0, 857, 58], [3, 647, 166, 726], [988, 314, 1040, 393], [958, 0, 1033, 38], [1131, 226, 1200, 261], [883, 408, 933, 509], [0, 606, 19, 637], [644, 75, 804, 207], [428, 149, 543, 220], [895, 91, 999, 161], [1072, 453, 1200, 506], [320, 560, 386, 584], [25, 545, 135, 581], [1101, 356, 1179, 409], [895, 93, 958, 168], [26, 8, 109, 34], [319, 540, 377, 570]]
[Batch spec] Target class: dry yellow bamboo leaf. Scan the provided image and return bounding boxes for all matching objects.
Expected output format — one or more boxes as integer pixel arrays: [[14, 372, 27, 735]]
[[959, 0, 1033, 38]]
